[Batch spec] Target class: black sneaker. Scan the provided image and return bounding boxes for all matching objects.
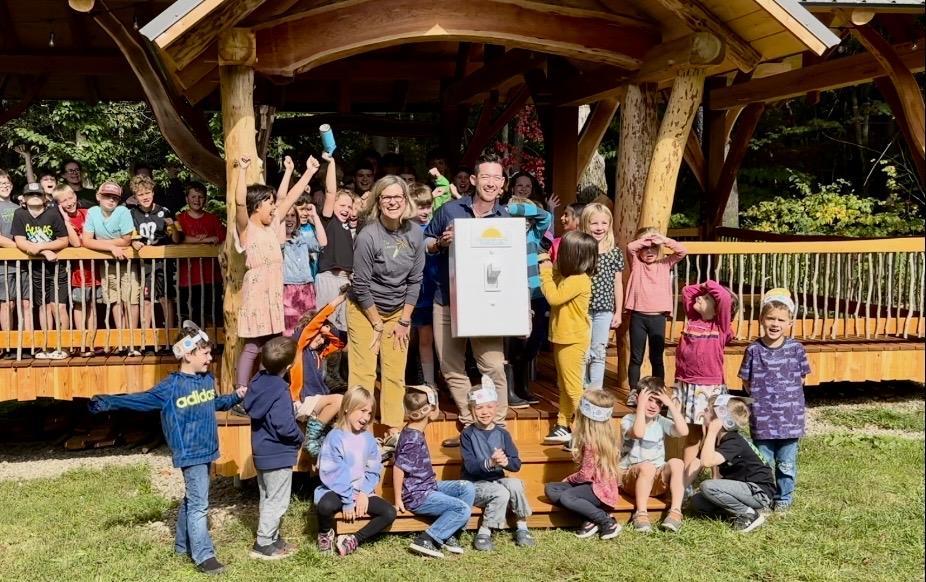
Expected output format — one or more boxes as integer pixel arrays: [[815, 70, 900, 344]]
[[230, 403, 248, 417], [409, 534, 445, 558], [196, 557, 226, 575], [626, 388, 639, 407], [732, 510, 767, 533], [249, 541, 293, 560], [507, 393, 531, 409], [544, 424, 572, 444], [273, 537, 296, 553], [599, 520, 622, 540], [441, 535, 465, 555], [575, 521, 599, 539]]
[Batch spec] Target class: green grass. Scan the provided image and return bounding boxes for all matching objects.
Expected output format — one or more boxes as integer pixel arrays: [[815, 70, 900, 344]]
[[819, 405, 926, 432], [1, 435, 924, 581]]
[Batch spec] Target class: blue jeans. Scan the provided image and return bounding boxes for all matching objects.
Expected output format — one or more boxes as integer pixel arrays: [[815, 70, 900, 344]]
[[754, 438, 799, 506], [413, 480, 475, 543], [584, 311, 612, 390], [175, 464, 215, 565]]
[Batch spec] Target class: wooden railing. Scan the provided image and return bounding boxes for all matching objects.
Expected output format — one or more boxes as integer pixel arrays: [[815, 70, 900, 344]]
[[0, 246, 225, 359], [665, 237, 926, 342]]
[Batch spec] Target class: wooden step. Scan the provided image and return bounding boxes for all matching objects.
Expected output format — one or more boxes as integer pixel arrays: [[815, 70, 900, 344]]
[[335, 478, 669, 534]]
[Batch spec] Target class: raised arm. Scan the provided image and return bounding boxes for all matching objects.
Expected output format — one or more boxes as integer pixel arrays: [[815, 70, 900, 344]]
[[234, 156, 252, 239], [276, 156, 319, 222], [322, 152, 337, 218], [15, 146, 36, 184], [276, 155, 294, 202], [660, 236, 688, 266], [308, 204, 327, 247], [539, 265, 586, 307]]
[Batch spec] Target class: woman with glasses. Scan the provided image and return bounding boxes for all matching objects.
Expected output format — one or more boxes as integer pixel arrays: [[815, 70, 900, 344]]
[[347, 176, 425, 443]]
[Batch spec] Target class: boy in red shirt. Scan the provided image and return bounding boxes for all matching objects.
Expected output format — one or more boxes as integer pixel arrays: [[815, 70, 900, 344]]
[[176, 182, 225, 325], [53, 184, 101, 356]]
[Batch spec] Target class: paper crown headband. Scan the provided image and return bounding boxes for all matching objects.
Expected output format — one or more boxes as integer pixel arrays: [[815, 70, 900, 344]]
[[762, 288, 795, 314], [579, 396, 612, 422], [469, 385, 498, 405], [407, 384, 437, 407], [712, 394, 752, 431], [173, 321, 209, 360]]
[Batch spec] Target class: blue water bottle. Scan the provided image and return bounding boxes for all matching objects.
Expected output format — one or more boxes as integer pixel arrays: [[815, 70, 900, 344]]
[[319, 124, 337, 155]]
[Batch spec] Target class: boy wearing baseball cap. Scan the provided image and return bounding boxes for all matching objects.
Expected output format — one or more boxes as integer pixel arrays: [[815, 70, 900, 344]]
[[11, 183, 70, 357], [82, 181, 141, 344]]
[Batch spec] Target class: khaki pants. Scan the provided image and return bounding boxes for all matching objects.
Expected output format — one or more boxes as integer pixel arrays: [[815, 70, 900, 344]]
[[554, 341, 588, 427], [432, 303, 507, 426], [347, 300, 407, 429]]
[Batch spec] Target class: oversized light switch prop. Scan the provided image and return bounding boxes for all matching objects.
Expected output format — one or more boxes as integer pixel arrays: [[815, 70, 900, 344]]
[[449, 217, 530, 337]]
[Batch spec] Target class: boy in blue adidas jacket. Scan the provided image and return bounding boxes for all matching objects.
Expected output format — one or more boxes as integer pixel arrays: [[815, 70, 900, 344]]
[[89, 322, 245, 575]]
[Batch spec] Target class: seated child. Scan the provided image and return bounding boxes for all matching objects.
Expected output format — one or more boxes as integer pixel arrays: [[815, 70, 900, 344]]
[[688, 394, 775, 533], [460, 381, 534, 551], [288, 288, 350, 457], [544, 390, 622, 540], [89, 322, 245, 575], [243, 336, 302, 561], [394, 385, 475, 559], [315, 387, 396, 556], [619, 377, 688, 533]]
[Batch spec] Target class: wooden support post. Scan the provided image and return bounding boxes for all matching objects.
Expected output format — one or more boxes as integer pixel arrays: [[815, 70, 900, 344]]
[[549, 106, 579, 227], [219, 28, 261, 394], [576, 97, 620, 182], [851, 24, 925, 159], [638, 68, 705, 233], [709, 103, 764, 230], [614, 84, 657, 391]]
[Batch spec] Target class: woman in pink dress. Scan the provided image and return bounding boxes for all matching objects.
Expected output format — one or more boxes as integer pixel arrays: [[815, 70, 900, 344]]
[[234, 155, 320, 391]]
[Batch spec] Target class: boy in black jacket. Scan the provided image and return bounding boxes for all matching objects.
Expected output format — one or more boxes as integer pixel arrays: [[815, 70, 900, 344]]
[[460, 381, 535, 551], [243, 336, 304, 560]]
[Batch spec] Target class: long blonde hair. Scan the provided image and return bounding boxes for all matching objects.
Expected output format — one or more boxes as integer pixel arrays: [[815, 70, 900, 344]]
[[571, 390, 621, 482], [335, 386, 376, 431], [580, 203, 614, 252]]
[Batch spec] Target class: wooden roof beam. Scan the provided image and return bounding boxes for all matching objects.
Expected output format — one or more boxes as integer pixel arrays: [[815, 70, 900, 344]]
[[635, 32, 725, 84], [709, 40, 925, 109], [153, 0, 266, 72], [444, 50, 544, 105], [0, 54, 129, 76], [273, 114, 438, 139], [256, 0, 659, 77], [577, 97, 620, 180], [0, 1, 21, 50], [652, 0, 761, 72]]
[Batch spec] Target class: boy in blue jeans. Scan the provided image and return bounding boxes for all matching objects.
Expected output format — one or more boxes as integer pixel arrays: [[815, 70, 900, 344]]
[[89, 322, 246, 574], [394, 385, 474, 559]]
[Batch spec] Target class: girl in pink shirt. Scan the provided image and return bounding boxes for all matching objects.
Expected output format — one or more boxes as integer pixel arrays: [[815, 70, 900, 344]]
[[624, 228, 687, 405], [675, 279, 737, 468]]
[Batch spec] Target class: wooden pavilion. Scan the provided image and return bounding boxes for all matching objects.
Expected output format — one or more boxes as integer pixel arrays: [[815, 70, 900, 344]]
[[1, 0, 925, 527]]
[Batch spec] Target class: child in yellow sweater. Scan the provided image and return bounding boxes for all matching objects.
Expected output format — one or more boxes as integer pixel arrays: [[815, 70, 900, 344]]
[[539, 230, 598, 445]]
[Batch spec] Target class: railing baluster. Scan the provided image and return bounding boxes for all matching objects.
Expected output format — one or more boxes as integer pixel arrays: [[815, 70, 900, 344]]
[[886, 253, 894, 336], [833, 252, 842, 340], [737, 253, 745, 340], [919, 252, 925, 338], [103, 261, 112, 354], [823, 253, 831, 339], [865, 254, 873, 339], [801, 254, 809, 339], [903, 252, 914, 339]]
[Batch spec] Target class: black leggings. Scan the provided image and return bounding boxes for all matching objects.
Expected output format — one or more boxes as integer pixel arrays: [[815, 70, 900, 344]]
[[629, 312, 667, 388], [316, 492, 397, 543], [545, 482, 612, 527]]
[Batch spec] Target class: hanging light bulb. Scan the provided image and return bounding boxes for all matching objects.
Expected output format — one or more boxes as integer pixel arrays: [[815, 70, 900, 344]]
[[48, 31, 55, 48]]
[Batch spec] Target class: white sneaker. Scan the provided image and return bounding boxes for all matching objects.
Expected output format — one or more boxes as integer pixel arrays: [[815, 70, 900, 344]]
[[544, 425, 572, 444]]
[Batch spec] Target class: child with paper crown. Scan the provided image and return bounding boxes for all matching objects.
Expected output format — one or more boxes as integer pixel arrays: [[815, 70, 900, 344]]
[[544, 391, 623, 541], [687, 394, 776, 533], [394, 384, 475, 559], [460, 378, 535, 551], [88, 321, 245, 575], [738, 288, 810, 512]]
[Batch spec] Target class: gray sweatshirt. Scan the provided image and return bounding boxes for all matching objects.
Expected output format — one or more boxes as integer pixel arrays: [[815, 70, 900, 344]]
[[351, 219, 425, 315]]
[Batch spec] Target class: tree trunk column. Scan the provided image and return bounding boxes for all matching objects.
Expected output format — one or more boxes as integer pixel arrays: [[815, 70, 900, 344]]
[[549, 106, 578, 234], [638, 68, 705, 232], [614, 84, 658, 392], [219, 29, 261, 393]]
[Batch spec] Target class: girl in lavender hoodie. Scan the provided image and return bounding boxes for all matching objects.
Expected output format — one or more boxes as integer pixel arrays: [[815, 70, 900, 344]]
[[314, 387, 395, 556]]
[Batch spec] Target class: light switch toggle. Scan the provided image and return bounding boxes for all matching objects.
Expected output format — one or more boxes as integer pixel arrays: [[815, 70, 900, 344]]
[[485, 262, 501, 291]]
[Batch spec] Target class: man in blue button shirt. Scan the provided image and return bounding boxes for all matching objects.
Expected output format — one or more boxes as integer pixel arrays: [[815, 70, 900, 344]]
[[424, 153, 512, 446]]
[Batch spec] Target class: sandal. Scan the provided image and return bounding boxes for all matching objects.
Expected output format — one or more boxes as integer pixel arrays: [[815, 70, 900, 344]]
[[632, 511, 652, 533], [661, 508, 683, 533]]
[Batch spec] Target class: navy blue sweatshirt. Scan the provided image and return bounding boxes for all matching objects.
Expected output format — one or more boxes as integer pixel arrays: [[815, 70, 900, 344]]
[[89, 372, 240, 468], [460, 424, 522, 481], [244, 371, 304, 471]]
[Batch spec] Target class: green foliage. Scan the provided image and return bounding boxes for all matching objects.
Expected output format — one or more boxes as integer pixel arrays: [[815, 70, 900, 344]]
[[741, 171, 924, 236]]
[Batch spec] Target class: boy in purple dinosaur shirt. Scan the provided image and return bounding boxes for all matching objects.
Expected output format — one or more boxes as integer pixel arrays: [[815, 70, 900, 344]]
[[738, 289, 810, 512], [393, 385, 474, 559]]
